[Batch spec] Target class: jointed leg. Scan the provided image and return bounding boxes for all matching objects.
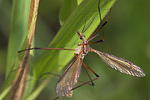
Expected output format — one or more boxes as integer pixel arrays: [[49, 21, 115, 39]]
[[18, 47, 75, 53], [81, 60, 95, 86], [87, 0, 112, 42], [81, 60, 99, 77]]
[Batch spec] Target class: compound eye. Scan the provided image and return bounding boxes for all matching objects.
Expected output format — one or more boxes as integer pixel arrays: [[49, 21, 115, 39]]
[[80, 36, 83, 39], [80, 35, 85, 39]]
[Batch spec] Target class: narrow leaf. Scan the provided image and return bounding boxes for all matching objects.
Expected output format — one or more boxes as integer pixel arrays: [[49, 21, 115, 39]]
[[8, 0, 40, 100]]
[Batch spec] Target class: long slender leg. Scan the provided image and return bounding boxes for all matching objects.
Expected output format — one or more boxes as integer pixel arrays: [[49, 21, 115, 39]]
[[74, 54, 95, 86], [71, 77, 99, 91], [75, 54, 99, 78], [82, 61, 95, 86], [87, 1, 112, 42], [81, 60, 99, 77], [82, 18, 95, 33], [18, 47, 75, 53], [38, 72, 61, 80], [79, 7, 112, 46]]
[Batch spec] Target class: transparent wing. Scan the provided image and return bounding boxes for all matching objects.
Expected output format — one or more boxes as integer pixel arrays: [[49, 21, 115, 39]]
[[91, 49, 145, 77], [56, 57, 82, 97]]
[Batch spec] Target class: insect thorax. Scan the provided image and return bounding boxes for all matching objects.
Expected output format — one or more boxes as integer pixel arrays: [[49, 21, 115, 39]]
[[75, 41, 90, 57]]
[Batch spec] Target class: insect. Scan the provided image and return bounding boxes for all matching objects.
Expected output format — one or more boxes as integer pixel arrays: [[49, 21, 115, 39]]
[[18, 0, 145, 99], [54, 28, 145, 99]]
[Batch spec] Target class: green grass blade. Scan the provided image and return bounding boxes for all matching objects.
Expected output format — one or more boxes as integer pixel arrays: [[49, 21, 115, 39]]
[[0, 86, 11, 100], [26, 76, 52, 100], [59, 0, 78, 25], [6, 0, 30, 77], [0, 0, 31, 99]]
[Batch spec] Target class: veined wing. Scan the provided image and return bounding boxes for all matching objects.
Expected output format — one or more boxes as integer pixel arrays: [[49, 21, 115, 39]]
[[91, 49, 145, 77], [56, 57, 82, 97]]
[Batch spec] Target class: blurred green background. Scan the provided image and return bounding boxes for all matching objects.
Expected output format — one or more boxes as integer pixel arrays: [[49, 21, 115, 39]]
[[0, 0, 150, 100]]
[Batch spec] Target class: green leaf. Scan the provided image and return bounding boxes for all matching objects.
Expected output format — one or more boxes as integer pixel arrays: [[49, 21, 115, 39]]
[[0, 0, 31, 99], [59, 0, 84, 25], [59, 0, 78, 25], [6, 0, 30, 77]]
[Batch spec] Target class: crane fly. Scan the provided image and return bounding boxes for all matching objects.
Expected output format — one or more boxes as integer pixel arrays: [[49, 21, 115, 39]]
[[18, 0, 145, 99], [54, 31, 145, 99]]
